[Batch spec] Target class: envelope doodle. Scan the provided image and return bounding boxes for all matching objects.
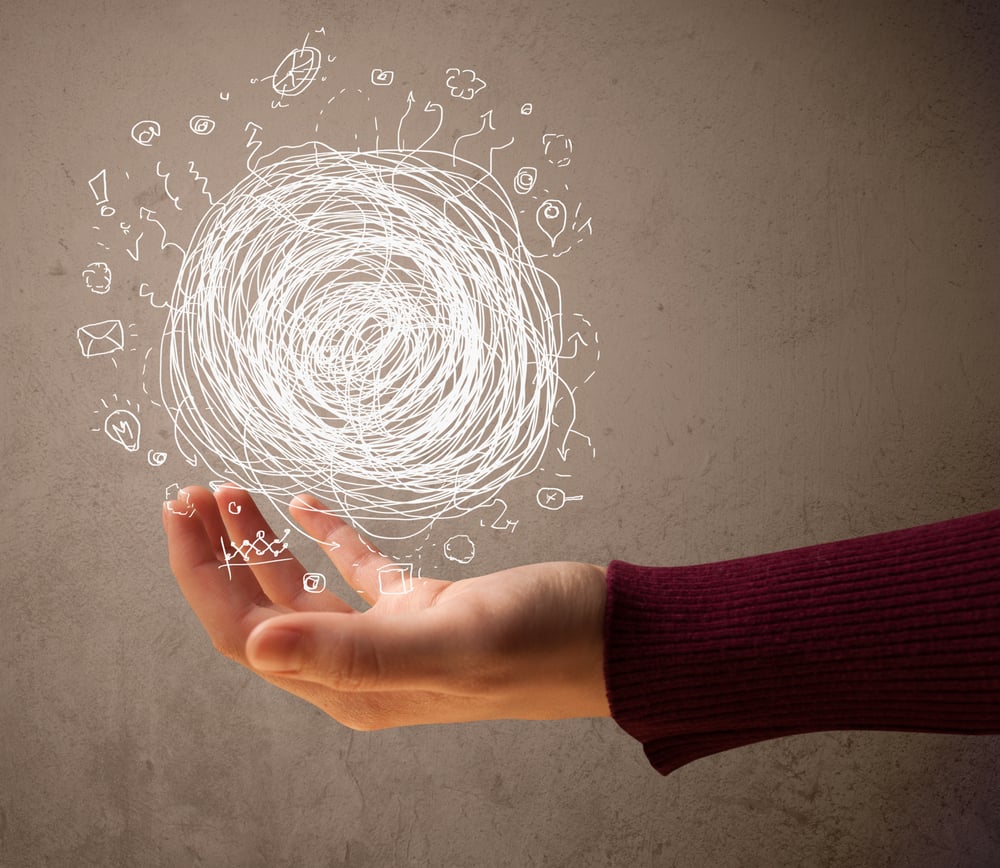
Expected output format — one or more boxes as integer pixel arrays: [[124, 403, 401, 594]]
[[77, 319, 125, 358]]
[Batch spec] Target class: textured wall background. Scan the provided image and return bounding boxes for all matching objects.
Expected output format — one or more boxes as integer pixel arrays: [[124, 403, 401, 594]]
[[2, 0, 999, 865]]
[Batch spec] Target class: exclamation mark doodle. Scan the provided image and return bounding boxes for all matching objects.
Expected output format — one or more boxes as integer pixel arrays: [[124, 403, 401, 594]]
[[88, 169, 115, 217], [536, 199, 567, 248]]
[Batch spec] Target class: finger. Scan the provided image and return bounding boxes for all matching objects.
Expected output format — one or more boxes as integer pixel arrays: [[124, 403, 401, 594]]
[[214, 485, 354, 614], [290, 494, 401, 604], [244, 610, 468, 693], [164, 486, 273, 659]]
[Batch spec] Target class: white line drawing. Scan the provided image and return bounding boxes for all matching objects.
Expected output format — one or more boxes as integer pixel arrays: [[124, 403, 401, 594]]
[[165, 483, 195, 516], [104, 408, 141, 452], [244, 122, 264, 169], [542, 133, 573, 168], [479, 498, 518, 532], [77, 319, 124, 357], [413, 99, 443, 152], [187, 162, 216, 205], [227, 501, 242, 515], [513, 166, 537, 195], [189, 115, 216, 135], [452, 109, 494, 165], [302, 572, 327, 593], [396, 91, 415, 148], [82, 261, 112, 294], [377, 563, 414, 595], [487, 137, 514, 178], [127, 208, 185, 262], [269, 36, 322, 99], [536, 486, 582, 510], [147, 449, 168, 466], [445, 68, 486, 100], [88, 169, 115, 217], [443, 534, 475, 565], [220, 92, 230, 101], [155, 161, 182, 210], [160, 143, 562, 542], [137, 282, 169, 309], [218, 529, 294, 579], [371, 68, 394, 86], [520, 103, 532, 115], [130, 120, 161, 147], [536, 199, 567, 247]]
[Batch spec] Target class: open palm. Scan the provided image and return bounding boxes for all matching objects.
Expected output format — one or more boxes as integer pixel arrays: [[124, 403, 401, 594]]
[[164, 485, 610, 729]]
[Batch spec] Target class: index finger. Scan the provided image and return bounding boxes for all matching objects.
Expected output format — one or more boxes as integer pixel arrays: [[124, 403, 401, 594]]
[[289, 494, 403, 604], [163, 486, 273, 660]]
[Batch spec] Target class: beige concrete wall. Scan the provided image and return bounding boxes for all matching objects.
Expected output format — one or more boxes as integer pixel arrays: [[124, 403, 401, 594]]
[[2, 0, 998, 864]]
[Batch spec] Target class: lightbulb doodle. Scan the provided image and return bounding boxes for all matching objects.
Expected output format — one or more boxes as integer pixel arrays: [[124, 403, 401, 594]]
[[74, 25, 600, 574]]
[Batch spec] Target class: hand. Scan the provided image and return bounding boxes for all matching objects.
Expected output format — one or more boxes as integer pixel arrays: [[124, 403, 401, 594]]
[[163, 485, 611, 730]]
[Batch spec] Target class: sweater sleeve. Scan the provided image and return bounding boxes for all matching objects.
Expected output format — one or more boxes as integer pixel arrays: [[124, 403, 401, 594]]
[[603, 509, 1000, 775]]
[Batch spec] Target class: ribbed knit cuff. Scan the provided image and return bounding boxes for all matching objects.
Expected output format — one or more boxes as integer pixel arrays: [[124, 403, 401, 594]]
[[604, 510, 1000, 775]]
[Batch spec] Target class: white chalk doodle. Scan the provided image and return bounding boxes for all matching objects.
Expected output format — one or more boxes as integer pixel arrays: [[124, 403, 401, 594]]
[[155, 161, 182, 211], [165, 483, 196, 516], [130, 120, 161, 147], [147, 449, 168, 466], [268, 36, 322, 100], [87, 169, 115, 217], [82, 261, 112, 294], [77, 319, 124, 357], [536, 486, 583, 510], [75, 47, 600, 571], [445, 68, 486, 100], [377, 563, 414, 596], [513, 166, 537, 195], [302, 572, 327, 593], [542, 133, 573, 168], [536, 199, 568, 247], [161, 143, 563, 541], [227, 501, 242, 515], [104, 408, 141, 452], [188, 115, 216, 135], [443, 534, 476, 565]]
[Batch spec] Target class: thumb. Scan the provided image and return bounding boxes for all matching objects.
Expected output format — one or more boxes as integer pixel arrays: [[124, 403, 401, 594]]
[[245, 611, 461, 692]]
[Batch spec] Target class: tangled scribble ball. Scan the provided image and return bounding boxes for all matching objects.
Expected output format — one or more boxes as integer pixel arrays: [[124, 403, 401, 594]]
[[161, 144, 562, 536]]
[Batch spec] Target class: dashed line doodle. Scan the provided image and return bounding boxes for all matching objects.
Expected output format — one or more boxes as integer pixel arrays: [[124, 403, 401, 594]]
[[82, 261, 112, 294]]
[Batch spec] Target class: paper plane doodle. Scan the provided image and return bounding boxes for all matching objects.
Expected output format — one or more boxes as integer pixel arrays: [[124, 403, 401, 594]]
[[77, 319, 124, 357]]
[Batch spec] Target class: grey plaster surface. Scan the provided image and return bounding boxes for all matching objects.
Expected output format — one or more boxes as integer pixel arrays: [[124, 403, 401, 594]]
[[2, 0, 999, 865]]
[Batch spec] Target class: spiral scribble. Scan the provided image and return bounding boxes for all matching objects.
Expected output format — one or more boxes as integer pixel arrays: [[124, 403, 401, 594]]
[[161, 144, 563, 538]]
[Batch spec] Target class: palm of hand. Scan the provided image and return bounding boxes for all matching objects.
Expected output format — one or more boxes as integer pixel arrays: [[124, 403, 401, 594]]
[[164, 486, 609, 730]]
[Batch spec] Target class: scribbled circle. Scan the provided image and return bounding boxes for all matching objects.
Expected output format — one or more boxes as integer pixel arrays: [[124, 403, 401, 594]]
[[162, 145, 562, 537], [188, 115, 216, 135]]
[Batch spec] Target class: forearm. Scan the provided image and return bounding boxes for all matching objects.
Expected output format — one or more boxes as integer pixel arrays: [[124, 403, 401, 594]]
[[604, 509, 1000, 775]]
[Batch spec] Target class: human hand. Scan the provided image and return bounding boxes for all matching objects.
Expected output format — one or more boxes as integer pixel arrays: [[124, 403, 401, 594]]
[[163, 486, 611, 729]]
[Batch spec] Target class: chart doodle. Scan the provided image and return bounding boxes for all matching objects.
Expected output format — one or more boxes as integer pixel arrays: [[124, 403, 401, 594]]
[[82, 261, 112, 294]]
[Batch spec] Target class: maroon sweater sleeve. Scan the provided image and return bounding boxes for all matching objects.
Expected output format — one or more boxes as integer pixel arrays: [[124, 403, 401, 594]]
[[603, 510, 1000, 775]]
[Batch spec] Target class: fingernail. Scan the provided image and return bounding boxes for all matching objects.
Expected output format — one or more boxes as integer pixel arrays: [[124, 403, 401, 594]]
[[248, 627, 303, 672]]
